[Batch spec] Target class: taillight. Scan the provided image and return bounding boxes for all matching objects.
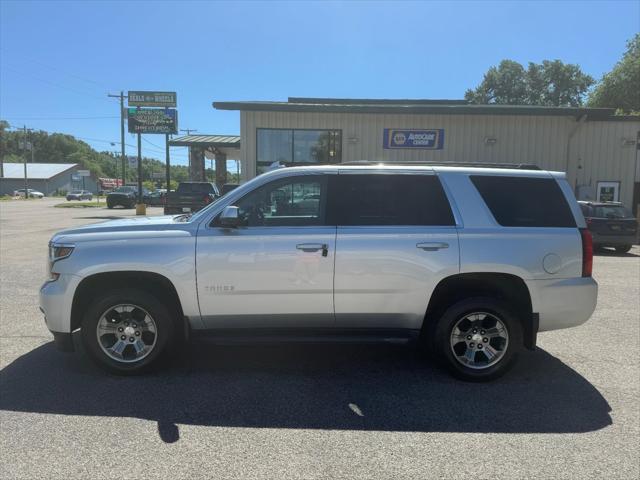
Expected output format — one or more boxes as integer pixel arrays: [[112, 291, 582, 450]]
[[580, 228, 593, 277]]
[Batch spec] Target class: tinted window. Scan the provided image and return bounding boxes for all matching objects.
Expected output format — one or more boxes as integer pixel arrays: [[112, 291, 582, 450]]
[[177, 183, 214, 194], [593, 205, 632, 219], [470, 176, 576, 227], [232, 175, 327, 227], [330, 174, 455, 226]]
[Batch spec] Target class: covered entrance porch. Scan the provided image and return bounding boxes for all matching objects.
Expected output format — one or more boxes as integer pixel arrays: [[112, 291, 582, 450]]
[[169, 134, 241, 186]]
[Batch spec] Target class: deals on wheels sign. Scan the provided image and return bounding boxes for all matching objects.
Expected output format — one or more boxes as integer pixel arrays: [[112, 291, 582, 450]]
[[128, 91, 177, 107], [383, 128, 445, 149], [127, 108, 178, 134]]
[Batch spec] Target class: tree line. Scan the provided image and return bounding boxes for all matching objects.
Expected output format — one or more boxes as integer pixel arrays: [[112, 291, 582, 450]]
[[465, 34, 638, 113], [0, 122, 193, 185]]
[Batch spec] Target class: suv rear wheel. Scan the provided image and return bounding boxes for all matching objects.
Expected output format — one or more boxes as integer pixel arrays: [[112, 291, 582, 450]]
[[615, 245, 632, 253], [432, 297, 521, 381], [80, 289, 173, 374]]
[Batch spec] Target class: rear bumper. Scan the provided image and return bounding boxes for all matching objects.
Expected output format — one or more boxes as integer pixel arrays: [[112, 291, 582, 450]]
[[527, 277, 598, 332], [591, 232, 637, 247]]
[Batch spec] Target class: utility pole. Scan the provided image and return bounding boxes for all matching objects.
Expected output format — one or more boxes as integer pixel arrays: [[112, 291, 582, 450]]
[[22, 125, 29, 198], [108, 91, 127, 186]]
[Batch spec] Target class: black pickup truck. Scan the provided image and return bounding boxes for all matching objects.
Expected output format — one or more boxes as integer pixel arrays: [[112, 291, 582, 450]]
[[164, 182, 220, 214]]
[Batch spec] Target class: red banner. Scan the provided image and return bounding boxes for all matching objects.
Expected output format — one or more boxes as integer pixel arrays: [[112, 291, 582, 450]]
[[99, 178, 123, 189]]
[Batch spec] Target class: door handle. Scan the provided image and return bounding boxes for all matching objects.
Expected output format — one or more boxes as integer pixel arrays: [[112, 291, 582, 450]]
[[296, 243, 329, 256], [416, 242, 449, 251]]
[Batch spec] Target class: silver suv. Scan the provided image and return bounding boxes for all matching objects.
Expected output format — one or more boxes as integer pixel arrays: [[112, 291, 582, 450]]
[[40, 163, 597, 381]]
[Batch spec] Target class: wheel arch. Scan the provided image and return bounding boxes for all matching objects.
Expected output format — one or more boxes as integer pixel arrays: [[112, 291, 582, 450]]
[[423, 272, 537, 350], [70, 271, 188, 340]]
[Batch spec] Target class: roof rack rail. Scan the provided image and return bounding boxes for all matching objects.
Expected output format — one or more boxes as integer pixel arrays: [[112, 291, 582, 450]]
[[339, 161, 542, 170]]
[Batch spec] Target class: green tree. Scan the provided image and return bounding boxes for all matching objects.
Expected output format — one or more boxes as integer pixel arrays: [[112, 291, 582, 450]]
[[466, 59, 595, 106], [588, 34, 640, 114]]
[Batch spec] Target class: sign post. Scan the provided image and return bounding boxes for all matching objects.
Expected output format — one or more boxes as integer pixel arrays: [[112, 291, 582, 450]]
[[165, 133, 171, 191], [126, 91, 178, 215], [137, 133, 143, 213]]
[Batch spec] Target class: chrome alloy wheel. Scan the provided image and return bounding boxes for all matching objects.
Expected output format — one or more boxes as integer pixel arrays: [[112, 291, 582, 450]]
[[449, 312, 509, 370], [96, 304, 157, 363]]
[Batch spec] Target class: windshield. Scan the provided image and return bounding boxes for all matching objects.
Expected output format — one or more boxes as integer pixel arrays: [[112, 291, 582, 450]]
[[113, 186, 136, 193], [594, 205, 633, 219], [70, 191, 82, 194]]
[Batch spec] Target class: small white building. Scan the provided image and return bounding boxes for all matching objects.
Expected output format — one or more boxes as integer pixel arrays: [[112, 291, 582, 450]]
[[0, 163, 98, 196], [212, 98, 640, 212]]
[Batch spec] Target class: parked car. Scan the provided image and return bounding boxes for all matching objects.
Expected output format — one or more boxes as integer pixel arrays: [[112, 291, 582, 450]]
[[66, 190, 93, 201], [578, 201, 638, 253], [106, 186, 149, 209], [41, 163, 597, 381], [146, 190, 167, 206], [164, 181, 220, 214], [13, 188, 44, 198]]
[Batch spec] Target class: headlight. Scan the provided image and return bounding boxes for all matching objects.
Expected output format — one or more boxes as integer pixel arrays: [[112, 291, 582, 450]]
[[47, 242, 74, 281]]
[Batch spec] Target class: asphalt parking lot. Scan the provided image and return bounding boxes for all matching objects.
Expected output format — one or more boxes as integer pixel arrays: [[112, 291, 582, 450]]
[[0, 197, 639, 479]]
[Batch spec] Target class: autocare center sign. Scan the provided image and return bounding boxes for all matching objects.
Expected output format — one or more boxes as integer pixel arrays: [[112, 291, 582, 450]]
[[383, 129, 445, 149]]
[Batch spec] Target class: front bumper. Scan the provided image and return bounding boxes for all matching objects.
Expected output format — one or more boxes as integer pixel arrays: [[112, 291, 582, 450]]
[[527, 277, 598, 332], [39, 274, 81, 345]]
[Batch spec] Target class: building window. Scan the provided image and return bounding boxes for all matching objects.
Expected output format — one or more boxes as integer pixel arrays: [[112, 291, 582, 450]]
[[257, 129, 342, 174]]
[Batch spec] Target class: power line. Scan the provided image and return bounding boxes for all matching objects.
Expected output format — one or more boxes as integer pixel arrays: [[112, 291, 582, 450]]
[[2, 65, 109, 101], [4, 115, 119, 120], [0, 49, 116, 90]]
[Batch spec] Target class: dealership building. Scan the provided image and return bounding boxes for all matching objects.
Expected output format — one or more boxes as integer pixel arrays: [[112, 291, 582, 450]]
[[172, 98, 640, 211]]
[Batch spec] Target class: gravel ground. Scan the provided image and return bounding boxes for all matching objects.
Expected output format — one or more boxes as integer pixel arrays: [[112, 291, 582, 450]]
[[1, 197, 639, 479]]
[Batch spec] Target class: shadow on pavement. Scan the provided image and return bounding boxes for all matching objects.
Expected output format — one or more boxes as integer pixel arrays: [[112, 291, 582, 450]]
[[594, 248, 639, 258], [0, 340, 612, 443]]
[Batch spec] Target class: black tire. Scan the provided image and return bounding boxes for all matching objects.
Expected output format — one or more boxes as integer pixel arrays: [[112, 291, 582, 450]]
[[615, 245, 632, 253], [80, 289, 174, 375], [431, 297, 522, 382], [107, 203, 114, 209]]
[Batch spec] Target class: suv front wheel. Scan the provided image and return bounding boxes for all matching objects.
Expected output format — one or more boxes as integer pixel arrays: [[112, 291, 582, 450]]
[[80, 289, 173, 374], [433, 297, 521, 382]]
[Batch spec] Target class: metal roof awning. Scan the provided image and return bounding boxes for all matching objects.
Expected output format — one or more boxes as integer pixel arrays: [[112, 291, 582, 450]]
[[212, 98, 619, 120], [169, 135, 240, 148]]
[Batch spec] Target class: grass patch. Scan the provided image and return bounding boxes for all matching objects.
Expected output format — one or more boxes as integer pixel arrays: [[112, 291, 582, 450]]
[[54, 201, 103, 208]]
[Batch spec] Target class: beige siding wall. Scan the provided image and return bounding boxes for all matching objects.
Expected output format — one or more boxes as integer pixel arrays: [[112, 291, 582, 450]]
[[570, 121, 639, 208], [240, 110, 639, 206]]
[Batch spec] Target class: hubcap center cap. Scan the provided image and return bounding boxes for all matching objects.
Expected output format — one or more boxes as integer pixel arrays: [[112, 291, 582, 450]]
[[471, 333, 483, 343], [124, 326, 135, 336]]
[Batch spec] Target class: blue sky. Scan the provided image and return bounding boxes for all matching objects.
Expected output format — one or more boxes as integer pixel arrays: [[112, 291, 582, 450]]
[[1, 0, 638, 166]]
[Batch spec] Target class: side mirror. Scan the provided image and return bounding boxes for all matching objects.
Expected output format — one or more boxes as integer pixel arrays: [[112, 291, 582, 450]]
[[219, 205, 241, 227]]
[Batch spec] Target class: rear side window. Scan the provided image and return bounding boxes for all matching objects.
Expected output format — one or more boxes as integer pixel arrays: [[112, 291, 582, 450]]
[[470, 176, 576, 227], [329, 174, 455, 226]]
